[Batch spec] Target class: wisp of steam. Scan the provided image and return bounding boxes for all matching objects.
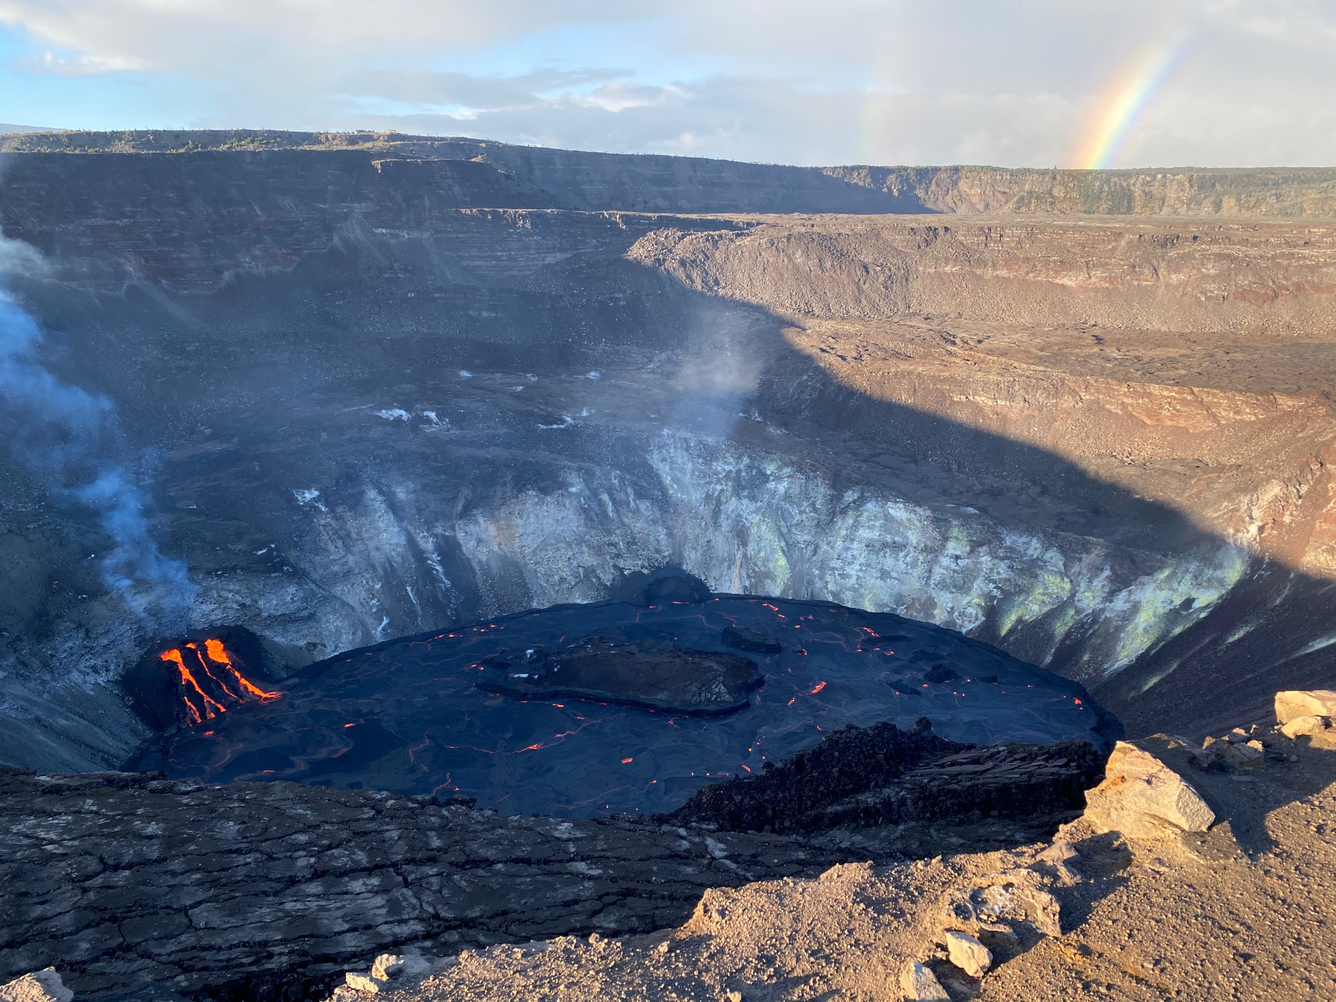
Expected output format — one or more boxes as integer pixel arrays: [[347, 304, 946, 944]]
[[0, 235, 193, 629]]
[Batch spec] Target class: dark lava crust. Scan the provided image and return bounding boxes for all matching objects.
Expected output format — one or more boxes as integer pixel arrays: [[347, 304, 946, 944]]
[[669, 720, 1106, 836], [475, 631, 763, 714]]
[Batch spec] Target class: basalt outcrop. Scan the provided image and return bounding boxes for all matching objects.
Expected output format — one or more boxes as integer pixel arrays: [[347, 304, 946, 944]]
[[669, 721, 1104, 836], [0, 765, 846, 1001]]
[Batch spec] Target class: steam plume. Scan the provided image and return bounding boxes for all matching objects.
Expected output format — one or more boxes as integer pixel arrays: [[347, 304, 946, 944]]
[[0, 237, 193, 628]]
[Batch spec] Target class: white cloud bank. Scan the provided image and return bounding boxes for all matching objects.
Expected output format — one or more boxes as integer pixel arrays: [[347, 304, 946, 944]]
[[0, 0, 1334, 167]]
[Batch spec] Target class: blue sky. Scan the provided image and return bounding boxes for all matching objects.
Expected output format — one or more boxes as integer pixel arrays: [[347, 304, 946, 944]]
[[1, 1, 1334, 167]]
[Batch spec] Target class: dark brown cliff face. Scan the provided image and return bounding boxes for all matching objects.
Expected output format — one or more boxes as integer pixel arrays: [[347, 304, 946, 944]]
[[0, 141, 1333, 775]]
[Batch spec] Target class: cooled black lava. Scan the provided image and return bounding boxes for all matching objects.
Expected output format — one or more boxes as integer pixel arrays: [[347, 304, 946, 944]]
[[130, 595, 1120, 817]]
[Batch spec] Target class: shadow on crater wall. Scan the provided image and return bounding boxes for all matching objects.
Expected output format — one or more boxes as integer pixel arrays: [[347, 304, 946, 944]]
[[1, 196, 1333, 767]]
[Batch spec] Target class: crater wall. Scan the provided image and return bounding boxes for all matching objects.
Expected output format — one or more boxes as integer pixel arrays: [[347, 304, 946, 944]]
[[1, 145, 1334, 772]]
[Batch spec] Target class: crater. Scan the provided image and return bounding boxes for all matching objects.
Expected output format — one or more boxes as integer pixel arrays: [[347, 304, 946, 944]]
[[126, 591, 1119, 817]]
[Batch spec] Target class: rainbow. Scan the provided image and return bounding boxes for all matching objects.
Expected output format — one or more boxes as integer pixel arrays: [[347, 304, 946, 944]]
[[1071, 41, 1189, 170]]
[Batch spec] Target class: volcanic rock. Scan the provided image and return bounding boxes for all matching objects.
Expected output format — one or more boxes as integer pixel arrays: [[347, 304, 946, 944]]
[[1275, 690, 1336, 725], [1032, 839, 1082, 886], [342, 974, 384, 994], [719, 626, 782, 654], [370, 956, 413, 982], [1194, 735, 1267, 771], [901, 961, 950, 1001], [1280, 715, 1336, 749], [0, 971, 72, 1002], [922, 664, 959, 684], [607, 568, 711, 606], [475, 632, 763, 715], [939, 866, 1064, 941], [1083, 741, 1216, 837], [0, 766, 854, 999], [668, 721, 1105, 834], [943, 929, 993, 978]]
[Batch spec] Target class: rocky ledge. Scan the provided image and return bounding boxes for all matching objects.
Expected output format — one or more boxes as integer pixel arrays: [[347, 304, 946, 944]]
[[0, 723, 1105, 1001], [0, 767, 848, 1002]]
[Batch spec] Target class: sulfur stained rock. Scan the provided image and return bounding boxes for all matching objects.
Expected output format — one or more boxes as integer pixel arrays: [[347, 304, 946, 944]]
[[1084, 741, 1215, 838], [900, 960, 950, 1001], [0, 970, 73, 1002]]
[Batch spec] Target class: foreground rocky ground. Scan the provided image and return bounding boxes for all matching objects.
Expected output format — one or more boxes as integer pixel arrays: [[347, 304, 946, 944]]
[[312, 707, 1336, 1001], [0, 724, 1098, 1002], [6, 700, 1336, 1001]]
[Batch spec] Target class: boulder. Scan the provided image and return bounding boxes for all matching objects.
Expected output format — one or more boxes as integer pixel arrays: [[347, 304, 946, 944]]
[[0, 971, 73, 1002], [343, 972, 385, 994], [1274, 690, 1336, 725], [1083, 741, 1215, 838], [369, 954, 429, 982], [1193, 736, 1266, 772], [900, 961, 950, 1001], [943, 930, 992, 978], [1280, 714, 1336, 749]]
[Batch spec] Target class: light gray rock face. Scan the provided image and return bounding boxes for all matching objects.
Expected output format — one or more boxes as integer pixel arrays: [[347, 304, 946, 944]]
[[1083, 741, 1216, 837], [0, 767, 853, 998]]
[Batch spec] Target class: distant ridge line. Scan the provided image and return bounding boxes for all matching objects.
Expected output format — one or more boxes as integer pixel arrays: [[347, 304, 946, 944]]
[[3, 129, 1335, 217]]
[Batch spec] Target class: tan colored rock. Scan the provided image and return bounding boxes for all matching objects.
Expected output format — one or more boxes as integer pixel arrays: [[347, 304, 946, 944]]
[[943, 929, 993, 978], [1275, 690, 1336, 725], [1032, 839, 1082, 885], [900, 960, 950, 1001], [1280, 714, 1336, 749], [1084, 741, 1215, 838], [1195, 737, 1266, 771], [370, 955, 403, 981], [0, 970, 73, 1002], [1036, 840, 1078, 864], [344, 972, 386, 994]]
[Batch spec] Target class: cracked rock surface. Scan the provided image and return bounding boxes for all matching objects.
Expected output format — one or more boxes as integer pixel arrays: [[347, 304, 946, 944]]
[[0, 767, 854, 1000]]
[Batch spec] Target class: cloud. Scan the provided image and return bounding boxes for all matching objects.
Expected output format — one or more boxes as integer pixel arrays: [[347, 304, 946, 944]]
[[0, 0, 1333, 166]]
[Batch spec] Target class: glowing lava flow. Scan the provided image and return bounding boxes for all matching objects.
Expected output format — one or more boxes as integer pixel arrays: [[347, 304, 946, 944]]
[[203, 639, 280, 700], [159, 639, 281, 727]]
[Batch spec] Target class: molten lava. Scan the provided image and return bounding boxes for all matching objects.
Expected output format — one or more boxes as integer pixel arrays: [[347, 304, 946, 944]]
[[158, 638, 280, 728]]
